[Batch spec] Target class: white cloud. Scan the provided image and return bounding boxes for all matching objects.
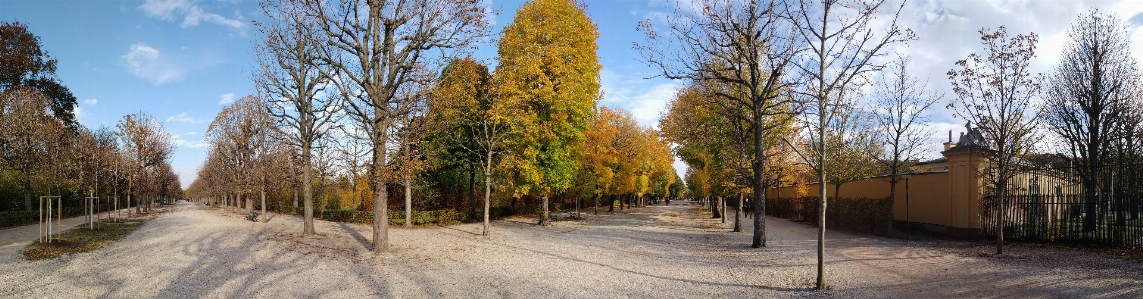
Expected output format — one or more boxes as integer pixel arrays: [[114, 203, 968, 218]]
[[122, 43, 185, 85], [165, 112, 203, 124], [218, 92, 235, 105], [171, 131, 205, 148], [140, 0, 245, 29], [599, 68, 681, 128], [74, 106, 88, 121], [82, 99, 97, 106]]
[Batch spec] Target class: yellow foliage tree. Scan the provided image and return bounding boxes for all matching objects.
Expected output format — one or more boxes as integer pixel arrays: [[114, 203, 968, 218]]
[[498, 0, 600, 225]]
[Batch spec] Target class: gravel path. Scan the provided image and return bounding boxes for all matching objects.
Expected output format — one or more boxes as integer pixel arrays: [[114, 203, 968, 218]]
[[0, 200, 1140, 298]]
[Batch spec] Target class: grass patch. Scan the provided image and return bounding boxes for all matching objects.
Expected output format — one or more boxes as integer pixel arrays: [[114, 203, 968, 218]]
[[22, 220, 147, 260]]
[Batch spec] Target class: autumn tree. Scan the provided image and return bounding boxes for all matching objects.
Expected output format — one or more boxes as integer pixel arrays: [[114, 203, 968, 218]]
[[660, 85, 731, 217], [639, 0, 802, 248], [871, 56, 940, 235], [255, 0, 341, 235], [0, 87, 60, 211], [334, 126, 370, 211], [792, 0, 913, 288], [579, 107, 619, 215], [116, 112, 176, 214], [427, 57, 507, 235], [0, 21, 77, 129], [305, 0, 488, 253], [608, 108, 648, 212], [394, 84, 432, 229], [497, 0, 600, 226], [948, 26, 1043, 255], [1043, 10, 1141, 231], [206, 96, 276, 215]]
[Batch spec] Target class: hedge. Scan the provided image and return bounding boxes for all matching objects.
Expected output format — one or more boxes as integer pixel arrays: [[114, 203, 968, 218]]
[[0, 204, 115, 229], [245, 203, 543, 226], [766, 196, 892, 237]]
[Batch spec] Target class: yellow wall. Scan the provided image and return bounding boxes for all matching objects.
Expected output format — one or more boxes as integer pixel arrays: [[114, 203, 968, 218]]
[[763, 147, 994, 230], [767, 172, 954, 227]]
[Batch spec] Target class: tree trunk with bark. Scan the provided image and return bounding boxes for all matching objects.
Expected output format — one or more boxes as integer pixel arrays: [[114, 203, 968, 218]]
[[734, 192, 743, 232], [482, 164, 492, 236], [539, 194, 550, 226], [372, 128, 390, 253], [302, 144, 315, 235], [22, 168, 32, 212], [261, 188, 267, 222], [404, 173, 412, 228]]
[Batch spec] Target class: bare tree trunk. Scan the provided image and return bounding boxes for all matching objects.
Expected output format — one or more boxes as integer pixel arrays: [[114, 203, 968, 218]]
[[483, 165, 492, 236], [721, 195, 727, 223], [469, 170, 476, 220], [22, 168, 32, 212], [404, 173, 412, 228], [293, 183, 299, 211], [711, 196, 722, 219], [302, 145, 316, 235], [817, 96, 828, 289], [539, 194, 550, 226], [734, 192, 743, 232], [593, 193, 599, 215], [372, 129, 390, 253], [997, 181, 1006, 255], [888, 174, 897, 236], [261, 187, 267, 223]]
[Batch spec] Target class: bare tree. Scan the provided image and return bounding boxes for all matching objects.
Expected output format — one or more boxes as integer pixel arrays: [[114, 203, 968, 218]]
[[947, 26, 1043, 255], [116, 112, 176, 214], [637, 0, 801, 249], [334, 125, 370, 211], [791, 0, 913, 289], [305, 0, 488, 253], [205, 96, 275, 214], [255, 0, 340, 235], [871, 56, 940, 235], [1043, 9, 1141, 231]]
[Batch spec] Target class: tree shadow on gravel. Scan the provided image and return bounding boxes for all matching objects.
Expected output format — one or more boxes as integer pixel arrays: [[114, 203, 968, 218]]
[[486, 232, 815, 293], [337, 222, 372, 250]]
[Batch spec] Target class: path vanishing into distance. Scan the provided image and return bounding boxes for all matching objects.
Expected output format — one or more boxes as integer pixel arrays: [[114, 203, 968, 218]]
[[1, 201, 1141, 298]]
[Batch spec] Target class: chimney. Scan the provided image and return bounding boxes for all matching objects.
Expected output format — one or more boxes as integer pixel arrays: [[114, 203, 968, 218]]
[[943, 130, 957, 151]]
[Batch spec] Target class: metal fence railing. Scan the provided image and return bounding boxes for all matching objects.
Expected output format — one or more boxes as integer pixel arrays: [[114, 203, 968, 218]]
[[981, 162, 1143, 248]]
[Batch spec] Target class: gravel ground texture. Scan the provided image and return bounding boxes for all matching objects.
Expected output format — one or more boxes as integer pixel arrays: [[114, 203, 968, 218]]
[[0, 200, 1141, 298]]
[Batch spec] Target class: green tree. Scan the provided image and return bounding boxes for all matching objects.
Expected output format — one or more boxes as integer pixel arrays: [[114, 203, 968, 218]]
[[497, 0, 601, 226], [427, 57, 508, 235]]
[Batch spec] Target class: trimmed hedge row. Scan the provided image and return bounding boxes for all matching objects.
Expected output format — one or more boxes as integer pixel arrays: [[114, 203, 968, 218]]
[[272, 205, 532, 226], [766, 196, 892, 237], [0, 204, 114, 229]]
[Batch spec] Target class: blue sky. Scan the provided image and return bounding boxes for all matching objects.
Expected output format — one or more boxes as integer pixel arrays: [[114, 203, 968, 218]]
[[5, 0, 1143, 188]]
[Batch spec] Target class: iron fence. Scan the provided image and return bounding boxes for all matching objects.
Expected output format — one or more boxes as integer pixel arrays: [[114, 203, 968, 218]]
[[981, 161, 1143, 248]]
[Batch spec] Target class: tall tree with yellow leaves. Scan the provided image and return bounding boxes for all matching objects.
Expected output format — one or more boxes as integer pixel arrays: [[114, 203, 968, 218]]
[[578, 107, 620, 215], [497, 0, 601, 226]]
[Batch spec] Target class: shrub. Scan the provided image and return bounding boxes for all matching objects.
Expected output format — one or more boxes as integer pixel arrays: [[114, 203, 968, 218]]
[[767, 196, 892, 236]]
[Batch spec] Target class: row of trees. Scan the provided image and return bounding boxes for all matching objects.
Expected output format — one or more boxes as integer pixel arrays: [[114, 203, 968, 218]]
[[0, 21, 180, 215], [188, 0, 680, 255], [653, 0, 1143, 289]]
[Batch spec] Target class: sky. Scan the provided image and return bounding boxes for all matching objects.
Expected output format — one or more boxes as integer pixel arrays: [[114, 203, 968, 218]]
[[4, 0, 1143, 189]]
